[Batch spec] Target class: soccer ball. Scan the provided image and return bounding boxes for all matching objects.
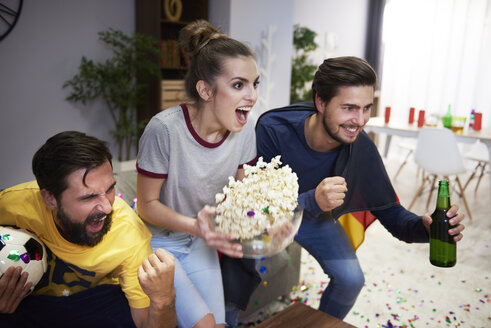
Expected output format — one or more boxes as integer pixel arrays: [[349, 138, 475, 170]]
[[0, 226, 48, 290]]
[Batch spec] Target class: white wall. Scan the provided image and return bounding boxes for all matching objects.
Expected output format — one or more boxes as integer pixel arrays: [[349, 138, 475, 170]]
[[210, 0, 295, 120], [208, 0, 231, 33], [0, 0, 134, 189], [293, 0, 369, 61], [209, 0, 368, 119]]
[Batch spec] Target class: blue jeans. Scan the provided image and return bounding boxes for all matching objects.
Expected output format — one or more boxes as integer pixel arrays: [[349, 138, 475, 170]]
[[225, 302, 240, 328], [152, 234, 225, 327], [294, 215, 365, 319], [224, 216, 364, 327]]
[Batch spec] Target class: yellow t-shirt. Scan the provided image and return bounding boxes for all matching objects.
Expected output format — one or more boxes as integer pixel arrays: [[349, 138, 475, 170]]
[[0, 181, 153, 309]]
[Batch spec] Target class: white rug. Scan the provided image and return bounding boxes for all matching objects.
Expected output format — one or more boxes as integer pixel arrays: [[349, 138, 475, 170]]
[[239, 155, 491, 328]]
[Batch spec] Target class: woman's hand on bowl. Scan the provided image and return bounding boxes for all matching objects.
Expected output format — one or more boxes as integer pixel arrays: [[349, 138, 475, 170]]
[[196, 205, 243, 258]]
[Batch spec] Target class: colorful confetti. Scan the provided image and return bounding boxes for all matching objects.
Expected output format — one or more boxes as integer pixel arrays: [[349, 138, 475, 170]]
[[7, 249, 20, 261], [2, 233, 12, 241], [235, 203, 490, 328], [20, 253, 30, 263]]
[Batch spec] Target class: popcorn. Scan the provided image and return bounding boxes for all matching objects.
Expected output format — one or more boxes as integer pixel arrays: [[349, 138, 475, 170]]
[[214, 155, 299, 240]]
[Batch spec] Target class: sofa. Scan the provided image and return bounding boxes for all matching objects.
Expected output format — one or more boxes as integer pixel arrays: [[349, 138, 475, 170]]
[[114, 169, 301, 319]]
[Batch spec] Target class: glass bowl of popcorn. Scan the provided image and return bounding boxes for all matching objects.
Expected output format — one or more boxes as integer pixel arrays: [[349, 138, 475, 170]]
[[227, 204, 303, 258], [213, 156, 302, 258]]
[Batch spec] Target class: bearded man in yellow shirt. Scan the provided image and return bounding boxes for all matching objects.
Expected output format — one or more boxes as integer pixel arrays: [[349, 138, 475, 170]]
[[0, 131, 176, 327]]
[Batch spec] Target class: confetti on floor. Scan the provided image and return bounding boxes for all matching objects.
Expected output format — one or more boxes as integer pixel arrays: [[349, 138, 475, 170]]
[[238, 159, 490, 327]]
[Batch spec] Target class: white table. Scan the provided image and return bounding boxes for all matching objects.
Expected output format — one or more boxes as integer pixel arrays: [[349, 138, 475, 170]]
[[364, 116, 491, 195]]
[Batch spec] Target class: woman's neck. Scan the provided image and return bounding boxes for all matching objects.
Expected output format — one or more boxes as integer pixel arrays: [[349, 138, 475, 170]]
[[187, 103, 227, 143]]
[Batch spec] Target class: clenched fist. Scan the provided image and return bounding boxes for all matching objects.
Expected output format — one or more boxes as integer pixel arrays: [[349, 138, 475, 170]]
[[138, 248, 175, 307], [315, 176, 347, 212]]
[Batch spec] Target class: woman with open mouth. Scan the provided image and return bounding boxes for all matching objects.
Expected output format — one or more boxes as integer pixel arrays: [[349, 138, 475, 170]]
[[136, 19, 259, 328]]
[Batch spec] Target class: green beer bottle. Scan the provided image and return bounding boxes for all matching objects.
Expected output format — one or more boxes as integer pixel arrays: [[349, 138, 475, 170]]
[[429, 180, 456, 267]]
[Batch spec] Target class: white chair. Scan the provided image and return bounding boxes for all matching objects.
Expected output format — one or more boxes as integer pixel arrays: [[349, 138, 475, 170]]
[[393, 138, 418, 181], [462, 140, 489, 193], [408, 127, 472, 219]]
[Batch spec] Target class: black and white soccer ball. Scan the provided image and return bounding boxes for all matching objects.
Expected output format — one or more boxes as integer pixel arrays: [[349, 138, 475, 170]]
[[0, 226, 48, 290]]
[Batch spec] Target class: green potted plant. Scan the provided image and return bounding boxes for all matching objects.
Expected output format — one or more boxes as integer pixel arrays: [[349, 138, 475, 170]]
[[290, 25, 319, 103], [63, 28, 161, 163]]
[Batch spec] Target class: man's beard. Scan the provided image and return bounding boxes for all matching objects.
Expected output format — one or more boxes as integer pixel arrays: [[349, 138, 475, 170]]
[[322, 112, 359, 146], [56, 206, 112, 247]]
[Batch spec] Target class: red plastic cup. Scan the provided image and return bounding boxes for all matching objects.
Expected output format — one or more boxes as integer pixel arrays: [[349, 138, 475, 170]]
[[417, 110, 425, 127], [473, 112, 482, 131], [409, 107, 415, 124], [384, 106, 391, 124]]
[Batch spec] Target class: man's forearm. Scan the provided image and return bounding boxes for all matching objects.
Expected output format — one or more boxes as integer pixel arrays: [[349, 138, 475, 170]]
[[144, 297, 176, 328], [298, 189, 324, 218], [373, 204, 428, 243]]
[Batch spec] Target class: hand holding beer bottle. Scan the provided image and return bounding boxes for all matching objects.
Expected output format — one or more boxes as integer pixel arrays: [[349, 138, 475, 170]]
[[420, 184, 465, 257], [429, 180, 457, 267], [426, 180, 468, 267]]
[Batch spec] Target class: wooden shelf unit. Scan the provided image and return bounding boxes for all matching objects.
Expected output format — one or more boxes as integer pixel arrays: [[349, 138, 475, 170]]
[[135, 0, 208, 124]]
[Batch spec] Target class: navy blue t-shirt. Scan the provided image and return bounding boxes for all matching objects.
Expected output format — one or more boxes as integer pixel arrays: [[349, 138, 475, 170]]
[[256, 102, 428, 243]]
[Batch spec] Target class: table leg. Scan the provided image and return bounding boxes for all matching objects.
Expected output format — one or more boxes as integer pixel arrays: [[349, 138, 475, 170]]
[[481, 139, 491, 198], [384, 135, 393, 158]]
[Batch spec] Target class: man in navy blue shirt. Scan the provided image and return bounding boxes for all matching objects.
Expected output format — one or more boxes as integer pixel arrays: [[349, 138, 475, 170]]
[[223, 56, 466, 325]]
